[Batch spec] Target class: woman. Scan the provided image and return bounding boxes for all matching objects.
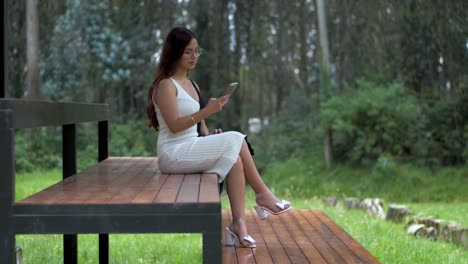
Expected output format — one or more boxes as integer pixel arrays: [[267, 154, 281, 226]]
[[147, 27, 291, 248]]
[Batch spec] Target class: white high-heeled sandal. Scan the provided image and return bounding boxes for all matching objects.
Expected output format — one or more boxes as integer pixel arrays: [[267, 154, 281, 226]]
[[253, 190, 292, 220], [224, 218, 256, 248]]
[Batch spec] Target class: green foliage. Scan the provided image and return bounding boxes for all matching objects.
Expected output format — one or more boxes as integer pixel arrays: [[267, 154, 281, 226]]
[[108, 120, 156, 157], [16, 233, 202, 264], [259, 87, 320, 165], [262, 155, 468, 203], [421, 92, 468, 166], [14, 120, 156, 173], [372, 153, 398, 178], [15, 128, 62, 173], [320, 81, 424, 164], [42, 0, 132, 104]]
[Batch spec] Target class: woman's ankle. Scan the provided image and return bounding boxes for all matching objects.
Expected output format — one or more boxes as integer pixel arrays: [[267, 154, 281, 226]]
[[255, 188, 271, 200]]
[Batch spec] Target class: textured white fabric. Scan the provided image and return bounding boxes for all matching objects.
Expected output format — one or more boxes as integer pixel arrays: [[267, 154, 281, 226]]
[[154, 78, 245, 182]]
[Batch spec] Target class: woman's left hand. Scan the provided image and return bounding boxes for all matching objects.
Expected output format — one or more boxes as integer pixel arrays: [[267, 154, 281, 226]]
[[208, 128, 223, 135]]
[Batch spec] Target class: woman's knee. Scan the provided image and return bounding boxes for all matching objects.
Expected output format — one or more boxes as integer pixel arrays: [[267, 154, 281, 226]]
[[236, 156, 243, 166], [231, 156, 243, 170]]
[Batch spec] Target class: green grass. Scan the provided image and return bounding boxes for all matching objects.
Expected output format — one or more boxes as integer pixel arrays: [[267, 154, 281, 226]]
[[13, 168, 468, 264], [16, 234, 202, 264], [260, 157, 468, 203], [292, 199, 468, 264]]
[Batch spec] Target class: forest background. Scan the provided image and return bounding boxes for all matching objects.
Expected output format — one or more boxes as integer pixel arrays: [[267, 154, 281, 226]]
[[6, 0, 467, 200], [5, 0, 468, 263]]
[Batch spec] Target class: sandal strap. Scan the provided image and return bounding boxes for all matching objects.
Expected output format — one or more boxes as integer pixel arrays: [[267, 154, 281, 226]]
[[255, 189, 271, 199], [232, 217, 246, 224], [243, 235, 256, 243], [276, 200, 291, 210]]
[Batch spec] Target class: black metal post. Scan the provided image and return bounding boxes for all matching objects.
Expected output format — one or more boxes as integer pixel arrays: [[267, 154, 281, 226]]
[[62, 124, 77, 264], [3, 0, 8, 99], [203, 215, 222, 264], [0, 110, 15, 264], [98, 120, 108, 162], [98, 120, 109, 264]]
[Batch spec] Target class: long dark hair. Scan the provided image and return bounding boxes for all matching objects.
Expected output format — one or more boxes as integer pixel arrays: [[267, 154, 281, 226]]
[[147, 27, 197, 131]]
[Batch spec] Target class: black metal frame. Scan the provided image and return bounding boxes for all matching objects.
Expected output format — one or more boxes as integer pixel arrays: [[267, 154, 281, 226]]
[[0, 99, 109, 264], [0, 99, 222, 264]]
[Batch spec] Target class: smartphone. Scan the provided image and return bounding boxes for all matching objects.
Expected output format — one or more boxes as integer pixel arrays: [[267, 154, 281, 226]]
[[223, 82, 239, 96]]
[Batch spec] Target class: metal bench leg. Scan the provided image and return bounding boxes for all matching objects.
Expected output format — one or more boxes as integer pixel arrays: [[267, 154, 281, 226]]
[[99, 234, 109, 264], [1, 232, 15, 264], [64, 234, 77, 264], [203, 231, 222, 264], [63, 124, 78, 264], [1, 110, 15, 264]]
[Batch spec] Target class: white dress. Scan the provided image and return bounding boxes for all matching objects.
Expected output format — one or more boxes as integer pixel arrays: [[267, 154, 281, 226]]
[[154, 78, 245, 182]]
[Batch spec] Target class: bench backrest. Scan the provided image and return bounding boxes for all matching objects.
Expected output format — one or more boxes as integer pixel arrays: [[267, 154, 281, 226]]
[[0, 98, 109, 210]]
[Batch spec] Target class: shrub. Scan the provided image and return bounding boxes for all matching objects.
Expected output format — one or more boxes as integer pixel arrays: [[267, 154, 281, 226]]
[[260, 87, 321, 167], [14, 119, 156, 173], [420, 92, 468, 166], [319, 80, 424, 165]]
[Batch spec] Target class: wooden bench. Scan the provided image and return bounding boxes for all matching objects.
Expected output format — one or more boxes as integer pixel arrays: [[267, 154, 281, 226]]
[[15, 157, 222, 263], [222, 209, 381, 264], [0, 99, 222, 263]]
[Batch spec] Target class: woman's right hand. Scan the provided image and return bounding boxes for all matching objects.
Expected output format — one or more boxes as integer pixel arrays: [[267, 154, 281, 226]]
[[205, 95, 230, 114]]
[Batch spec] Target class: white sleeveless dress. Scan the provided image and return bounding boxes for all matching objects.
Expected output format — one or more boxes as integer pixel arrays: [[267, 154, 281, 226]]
[[154, 78, 245, 182]]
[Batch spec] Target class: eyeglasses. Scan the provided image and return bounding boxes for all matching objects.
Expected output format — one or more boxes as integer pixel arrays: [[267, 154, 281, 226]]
[[184, 48, 203, 57]]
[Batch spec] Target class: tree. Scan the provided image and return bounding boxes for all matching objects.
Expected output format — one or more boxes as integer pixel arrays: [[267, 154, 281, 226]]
[[317, 0, 332, 169], [25, 0, 42, 99]]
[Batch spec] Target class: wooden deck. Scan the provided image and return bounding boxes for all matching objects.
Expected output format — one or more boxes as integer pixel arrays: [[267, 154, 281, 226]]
[[222, 210, 380, 264], [12, 157, 379, 263]]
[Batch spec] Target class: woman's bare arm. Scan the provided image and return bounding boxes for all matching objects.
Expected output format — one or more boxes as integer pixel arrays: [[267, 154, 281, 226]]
[[154, 79, 228, 133]]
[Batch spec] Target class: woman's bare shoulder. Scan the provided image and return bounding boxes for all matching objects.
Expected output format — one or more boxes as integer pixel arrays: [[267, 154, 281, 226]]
[[158, 78, 175, 90], [153, 78, 176, 102]]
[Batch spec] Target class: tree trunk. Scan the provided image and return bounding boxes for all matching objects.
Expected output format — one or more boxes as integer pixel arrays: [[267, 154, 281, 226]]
[[317, 0, 332, 169], [344, 198, 362, 209], [25, 0, 42, 99], [298, 0, 308, 92], [3, 0, 8, 98], [386, 204, 410, 223]]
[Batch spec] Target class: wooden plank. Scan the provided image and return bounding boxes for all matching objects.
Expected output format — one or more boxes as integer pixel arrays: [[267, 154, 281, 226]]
[[313, 210, 381, 264], [252, 208, 291, 263], [293, 210, 344, 263], [236, 210, 256, 264], [280, 211, 327, 264], [56, 157, 132, 199], [107, 165, 158, 204], [302, 210, 362, 264], [16, 157, 126, 204], [198, 173, 221, 203], [222, 210, 380, 263], [245, 210, 271, 264], [64, 158, 149, 204], [83, 158, 149, 204], [131, 172, 168, 204], [153, 174, 184, 203], [176, 174, 201, 203], [222, 210, 238, 264], [268, 211, 309, 263], [107, 158, 157, 203], [227, 210, 257, 264], [145, 157, 159, 171]]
